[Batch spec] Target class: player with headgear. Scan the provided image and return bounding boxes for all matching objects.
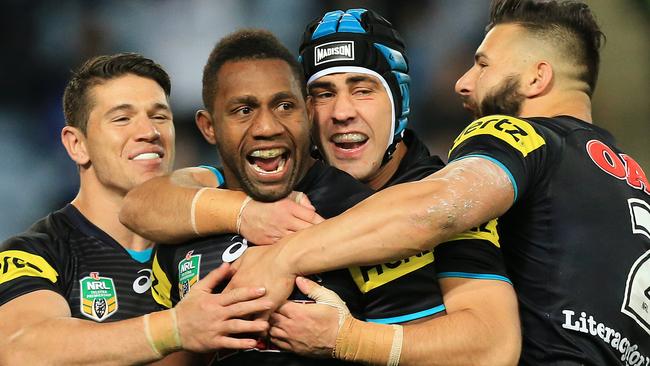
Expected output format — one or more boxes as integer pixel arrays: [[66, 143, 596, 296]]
[[266, 8, 521, 365]]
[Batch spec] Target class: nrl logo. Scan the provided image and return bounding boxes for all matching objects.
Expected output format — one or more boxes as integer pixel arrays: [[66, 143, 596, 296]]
[[178, 250, 201, 299], [80, 272, 118, 322], [314, 41, 354, 66]]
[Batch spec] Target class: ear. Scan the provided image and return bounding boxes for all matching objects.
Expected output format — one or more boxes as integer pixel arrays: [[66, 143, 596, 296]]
[[61, 126, 90, 165], [523, 60, 553, 98], [195, 110, 217, 145], [306, 95, 315, 122]]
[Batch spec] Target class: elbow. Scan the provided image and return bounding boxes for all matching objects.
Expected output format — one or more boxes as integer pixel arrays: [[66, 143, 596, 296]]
[[477, 324, 521, 366]]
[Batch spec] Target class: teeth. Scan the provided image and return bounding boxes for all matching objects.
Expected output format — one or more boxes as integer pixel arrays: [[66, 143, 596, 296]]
[[249, 148, 286, 159], [133, 152, 160, 160], [251, 157, 286, 174], [332, 133, 367, 143]]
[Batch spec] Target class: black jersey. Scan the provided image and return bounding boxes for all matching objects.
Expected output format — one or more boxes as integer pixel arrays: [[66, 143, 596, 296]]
[[152, 160, 441, 365], [449, 115, 650, 365], [0, 205, 158, 322]]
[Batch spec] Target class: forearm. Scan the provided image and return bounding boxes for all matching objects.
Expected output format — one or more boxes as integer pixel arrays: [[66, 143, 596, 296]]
[[279, 158, 513, 275], [400, 310, 520, 366], [1, 311, 175, 365], [121, 172, 246, 243]]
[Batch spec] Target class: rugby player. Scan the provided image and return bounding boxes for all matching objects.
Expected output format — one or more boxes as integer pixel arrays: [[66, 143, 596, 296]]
[[226, 1, 650, 364], [267, 8, 521, 365], [136, 29, 445, 365], [0, 53, 270, 364]]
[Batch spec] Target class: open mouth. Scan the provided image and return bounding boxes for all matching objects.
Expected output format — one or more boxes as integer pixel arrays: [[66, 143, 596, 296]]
[[331, 133, 368, 150], [132, 152, 162, 161], [246, 148, 288, 174]]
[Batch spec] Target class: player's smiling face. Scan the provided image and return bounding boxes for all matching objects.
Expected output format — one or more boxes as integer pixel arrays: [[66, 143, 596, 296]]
[[308, 72, 392, 182], [83, 74, 175, 195], [455, 24, 528, 119], [206, 59, 309, 202]]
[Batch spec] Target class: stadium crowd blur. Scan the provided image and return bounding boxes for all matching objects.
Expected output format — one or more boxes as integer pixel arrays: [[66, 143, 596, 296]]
[[0, 0, 648, 238]]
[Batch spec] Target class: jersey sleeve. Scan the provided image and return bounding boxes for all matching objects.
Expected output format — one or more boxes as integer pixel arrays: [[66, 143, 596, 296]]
[[0, 235, 66, 306], [435, 219, 510, 283], [151, 247, 178, 309], [348, 252, 445, 324], [448, 115, 549, 202]]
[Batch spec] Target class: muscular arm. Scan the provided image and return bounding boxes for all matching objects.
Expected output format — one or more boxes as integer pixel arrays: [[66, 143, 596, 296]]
[[0, 265, 271, 365], [120, 167, 245, 243], [120, 167, 323, 244], [399, 277, 520, 366], [271, 277, 520, 366], [228, 158, 514, 303]]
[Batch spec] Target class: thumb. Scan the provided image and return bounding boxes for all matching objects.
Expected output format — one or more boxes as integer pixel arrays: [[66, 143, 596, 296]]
[[295, 276, 320, 297], [194, 263, 230, 293], [291, 191, 315, 210]]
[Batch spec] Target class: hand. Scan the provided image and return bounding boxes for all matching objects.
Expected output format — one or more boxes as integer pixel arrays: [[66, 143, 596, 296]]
[[239, 191, 324, 245], [224, 245, 296, 317], [174, 263, 272, 352], [269, 277, 349, 358]]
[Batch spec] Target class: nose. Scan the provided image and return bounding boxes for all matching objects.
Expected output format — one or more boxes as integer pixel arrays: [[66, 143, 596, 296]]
[[455, 67, 475, 97], [250, 108, 284, 139], [134, 117, 161, 142], [331, 93, 357, 124]]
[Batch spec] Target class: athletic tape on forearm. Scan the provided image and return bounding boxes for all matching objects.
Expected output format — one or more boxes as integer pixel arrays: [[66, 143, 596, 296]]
[[143, 308, 182, 358], [236, 196, 252, 235], [334, 316, 403, 366], [190, 187, 210, 236]]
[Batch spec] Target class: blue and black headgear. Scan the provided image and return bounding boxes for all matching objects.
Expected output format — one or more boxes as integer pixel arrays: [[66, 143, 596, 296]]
[[299, 8, 410, 163]]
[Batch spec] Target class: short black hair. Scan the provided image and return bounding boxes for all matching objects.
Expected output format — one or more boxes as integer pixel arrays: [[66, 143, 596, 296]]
[[202, 29, 305, 113], [62, 53, 171, 134], [488, 0, 605, 96]]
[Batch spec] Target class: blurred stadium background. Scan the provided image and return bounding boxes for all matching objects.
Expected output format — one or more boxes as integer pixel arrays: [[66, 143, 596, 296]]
[[0, 0, 648, 238]]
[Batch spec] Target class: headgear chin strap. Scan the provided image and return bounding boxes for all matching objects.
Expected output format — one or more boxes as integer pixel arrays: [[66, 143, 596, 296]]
[[299, 8, 411, 164]]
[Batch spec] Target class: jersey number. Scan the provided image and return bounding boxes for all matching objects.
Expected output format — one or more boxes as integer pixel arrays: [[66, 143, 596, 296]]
[[621, 199, 650, 335]]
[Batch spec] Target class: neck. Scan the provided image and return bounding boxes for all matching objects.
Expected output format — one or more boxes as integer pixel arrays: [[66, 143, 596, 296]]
[[72, 175, 153, 251], [365, 142, 407, 190], [520, 90, 592, 123]]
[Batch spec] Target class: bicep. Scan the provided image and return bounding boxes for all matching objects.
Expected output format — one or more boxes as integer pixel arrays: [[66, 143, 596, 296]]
[[422, 157, 515, 230], [438, 276, 518, 320], [0, 289, 70, 338]]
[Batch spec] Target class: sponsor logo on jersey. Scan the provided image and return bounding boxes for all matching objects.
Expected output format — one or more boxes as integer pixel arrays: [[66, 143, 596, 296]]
[[450, 115, 545, 158], [151, 254, 172, 309], [80, 272, 118, 322], [0, 250, 58, 285], [586, 139, 649, 196], [314, 41, 354, 65], [178, 251, 201, 299], [621, 249, 650, 335], [222, 236, 248, 263], [562, 309, 649, 365], [446, 219, 500, 247], [132, 268, 152, 294], [349, 251, 434, 293]]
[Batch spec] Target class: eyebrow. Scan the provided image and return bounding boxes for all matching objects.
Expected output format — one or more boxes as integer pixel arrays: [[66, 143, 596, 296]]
[[269, 91, 298, 106], [308, 80, 335, 93], [475, 52, 488, 62], [104, 104, 135, 117], [151, 102, 172, 113], [227, 95, 261, 108], [345, 75, 379, 87]]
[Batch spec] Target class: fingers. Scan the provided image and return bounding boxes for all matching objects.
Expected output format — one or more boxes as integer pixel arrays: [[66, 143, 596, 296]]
[[273, 301, 297, 317], [220, 318, 269, 335], [290, 191, 315, 210], [269, 336, 292, 351], [211, 335, 259, 350], [219, 286, 267, 307], [194, 263, 231, 292], [295, 276, 319, 297]]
